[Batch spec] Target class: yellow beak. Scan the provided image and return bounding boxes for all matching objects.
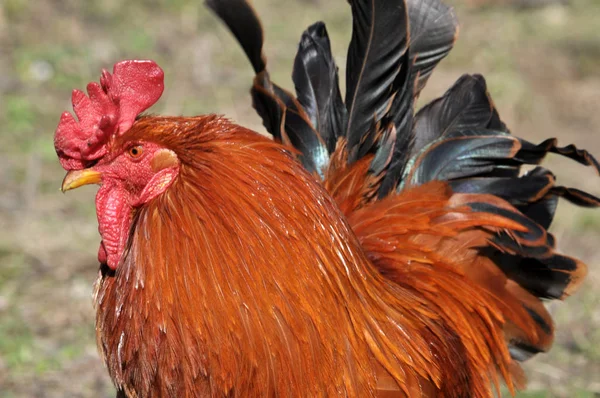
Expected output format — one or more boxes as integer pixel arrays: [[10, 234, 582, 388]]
[[61, 169, 102, 192]]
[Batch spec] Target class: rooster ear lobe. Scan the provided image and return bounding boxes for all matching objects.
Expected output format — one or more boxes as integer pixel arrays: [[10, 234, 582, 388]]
[[151, 149, 179, 172]]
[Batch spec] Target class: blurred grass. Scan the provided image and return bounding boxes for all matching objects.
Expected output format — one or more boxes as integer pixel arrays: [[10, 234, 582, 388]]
[[0, 0, 599, 397]]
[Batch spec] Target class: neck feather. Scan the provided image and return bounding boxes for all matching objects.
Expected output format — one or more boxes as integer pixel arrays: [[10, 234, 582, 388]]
[[93, 124, 444, 396]]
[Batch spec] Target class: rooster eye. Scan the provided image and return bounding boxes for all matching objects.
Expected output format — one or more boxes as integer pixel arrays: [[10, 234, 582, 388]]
[[128, 145, 144, 159]]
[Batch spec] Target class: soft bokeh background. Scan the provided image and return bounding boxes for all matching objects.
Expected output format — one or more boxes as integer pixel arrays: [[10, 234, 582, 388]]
[[1, 0, 599, 396]]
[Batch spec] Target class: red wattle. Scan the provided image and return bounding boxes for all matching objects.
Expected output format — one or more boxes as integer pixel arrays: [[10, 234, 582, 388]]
[[98, 241, 108, 265], [95, 183, 133, 270]]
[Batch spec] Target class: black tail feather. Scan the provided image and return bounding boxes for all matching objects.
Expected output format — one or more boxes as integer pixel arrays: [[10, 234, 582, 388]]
[[251, 72, 285, 141], [516, 137, 600, 171], [205, 0, 266, 74], [369, 123, 397, 177], [449, 166, 555, 206], [208, 0, 600, 365], [518, 194, 558, 230], [468, 201, 587, 300], [375, 0, 458, 197], [403, 130, 522, 186], [272, 85, 330, 176], [411, 75, 506, 158], [208, 0, 459, 191], [344, 0, 409, 163], [406, 0, 458, 96], [293, 22, 347, 154]]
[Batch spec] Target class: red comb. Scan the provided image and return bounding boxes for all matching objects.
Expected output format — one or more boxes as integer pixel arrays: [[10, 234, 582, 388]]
[[54, 60, 164, 170]]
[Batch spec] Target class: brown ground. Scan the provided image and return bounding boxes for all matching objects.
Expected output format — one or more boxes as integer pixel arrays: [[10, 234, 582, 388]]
[[0, 0, 599, 396]]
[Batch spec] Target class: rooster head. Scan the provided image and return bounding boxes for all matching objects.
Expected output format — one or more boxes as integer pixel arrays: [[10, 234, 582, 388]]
[[56, 60, 179, 270]]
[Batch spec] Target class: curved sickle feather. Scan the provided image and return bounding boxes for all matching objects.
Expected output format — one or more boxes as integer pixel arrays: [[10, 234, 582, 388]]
[[406, 0, 459, 96], [344, 0, 409, 162], [205, 0, 266, 74], [292, 22, 347, 153]]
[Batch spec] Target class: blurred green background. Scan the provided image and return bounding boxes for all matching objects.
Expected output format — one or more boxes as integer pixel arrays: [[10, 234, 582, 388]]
[[0, 0, 599, 396]]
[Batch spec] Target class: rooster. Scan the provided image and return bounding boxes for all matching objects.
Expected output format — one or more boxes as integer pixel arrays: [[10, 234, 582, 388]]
[[55, 0, 600, 396]]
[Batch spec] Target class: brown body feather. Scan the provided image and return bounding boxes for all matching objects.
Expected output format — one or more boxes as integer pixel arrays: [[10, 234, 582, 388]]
[[93, 116, 565, 397]]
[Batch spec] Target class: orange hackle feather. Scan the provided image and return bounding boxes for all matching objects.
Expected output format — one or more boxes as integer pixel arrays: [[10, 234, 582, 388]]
[[90, 116, 568, 397]]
